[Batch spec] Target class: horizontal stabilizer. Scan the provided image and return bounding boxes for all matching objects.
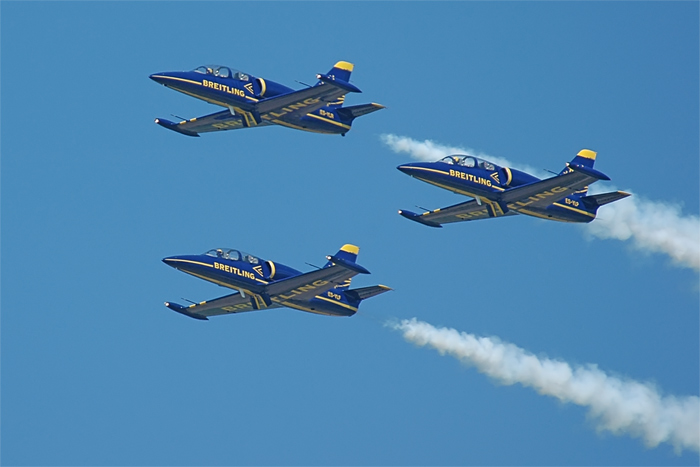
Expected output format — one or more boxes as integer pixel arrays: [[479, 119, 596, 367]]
[[345, 285, 392, 302], [337, 103, 385, 120], [154, 118, 200, 137], [398, 210, 443, 228], [164, 302, 209, 320], [581, 191, 631, 208]]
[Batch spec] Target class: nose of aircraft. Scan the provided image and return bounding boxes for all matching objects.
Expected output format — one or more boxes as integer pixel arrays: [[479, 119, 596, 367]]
[[149, 72, 172, 85], [150, 74, 163, 85], [397, 163, 420, 175], [162, 256, 180, 267]]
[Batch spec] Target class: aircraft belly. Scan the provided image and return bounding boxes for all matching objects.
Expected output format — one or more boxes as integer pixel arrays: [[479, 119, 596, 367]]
[[267, 115, 343, 135], [510, 203, 592, 223], [281, 297, 356, 317]]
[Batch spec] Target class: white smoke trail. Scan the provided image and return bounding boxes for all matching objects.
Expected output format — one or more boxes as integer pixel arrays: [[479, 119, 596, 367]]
[[586, 195, 700, 271], [382, 134, 700, 271], [391, 318, 700, 453], [380, 133, 547, 177]]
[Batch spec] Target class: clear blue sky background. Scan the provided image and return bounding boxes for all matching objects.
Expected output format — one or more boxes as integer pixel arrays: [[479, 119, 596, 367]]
[[2, 2, 698, 465]]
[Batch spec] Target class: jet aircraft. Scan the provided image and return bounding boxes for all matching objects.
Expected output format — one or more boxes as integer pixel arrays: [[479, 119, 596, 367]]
[[150, 61, 383, 137], [162, 244, 390, 320], [397, 149, 630, 227]]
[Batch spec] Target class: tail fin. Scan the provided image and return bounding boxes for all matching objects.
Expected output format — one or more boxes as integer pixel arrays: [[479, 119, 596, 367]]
[[560, 149, 597, 194], [324, 244, 359, 290], [560, 149, 596, 174], [324, 61, 354, 83], [316, 61, 354, 108]]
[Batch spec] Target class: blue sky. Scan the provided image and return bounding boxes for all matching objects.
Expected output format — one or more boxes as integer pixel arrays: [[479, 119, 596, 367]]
[[2, 2, 698, 465]]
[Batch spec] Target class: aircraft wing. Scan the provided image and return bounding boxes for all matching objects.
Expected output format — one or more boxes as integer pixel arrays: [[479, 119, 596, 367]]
[[501, 167, 606, 209], [155, 110, 273, 136], [266, 264, 363, 302], [399, 199, 517, 226], [256, 82, 357, 121], [166, 291, 283, 319]]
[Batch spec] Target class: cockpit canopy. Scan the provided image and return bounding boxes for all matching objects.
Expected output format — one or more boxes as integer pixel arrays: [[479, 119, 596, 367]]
[[205, 248, 261, 264], [439, 155, 496, 171], [193, 65, 250, 81]]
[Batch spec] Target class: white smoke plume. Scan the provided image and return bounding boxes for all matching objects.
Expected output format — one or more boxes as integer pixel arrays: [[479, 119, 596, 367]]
[[382, 134, 700, 271], [380, 133, 547, 177], [586, 195, 700, 271], [391, 318, 700, 453]]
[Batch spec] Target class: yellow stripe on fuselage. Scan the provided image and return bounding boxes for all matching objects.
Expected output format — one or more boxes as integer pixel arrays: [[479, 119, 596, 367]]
[[404, 166, 450, 176], [306, 113, 352, 129], [167, 259, 213, 268], [153, 75, 202, 86], [314, 295, 358, 312], [552, 202, 596, 217]]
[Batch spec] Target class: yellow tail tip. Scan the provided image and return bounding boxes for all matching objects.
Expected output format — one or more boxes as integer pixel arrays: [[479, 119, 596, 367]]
[[577, 149, 597, 160], [334, 61, 354, 72], [340, 244, 360, 255]]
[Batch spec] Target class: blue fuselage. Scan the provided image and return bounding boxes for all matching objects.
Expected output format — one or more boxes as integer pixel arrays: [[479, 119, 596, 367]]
[[398, 161, 599, 223], [150, 71, 352, 134], [163, 253, 361, 316]]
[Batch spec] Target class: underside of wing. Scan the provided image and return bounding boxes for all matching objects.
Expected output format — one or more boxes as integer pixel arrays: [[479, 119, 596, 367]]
[[256, 84, 350, 121], [266, 265, 359, 302], [400, 199, 518, 227], [168, 291, 283, 319], [502, 170, 601, 209], [155, 110, 272, 136]]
